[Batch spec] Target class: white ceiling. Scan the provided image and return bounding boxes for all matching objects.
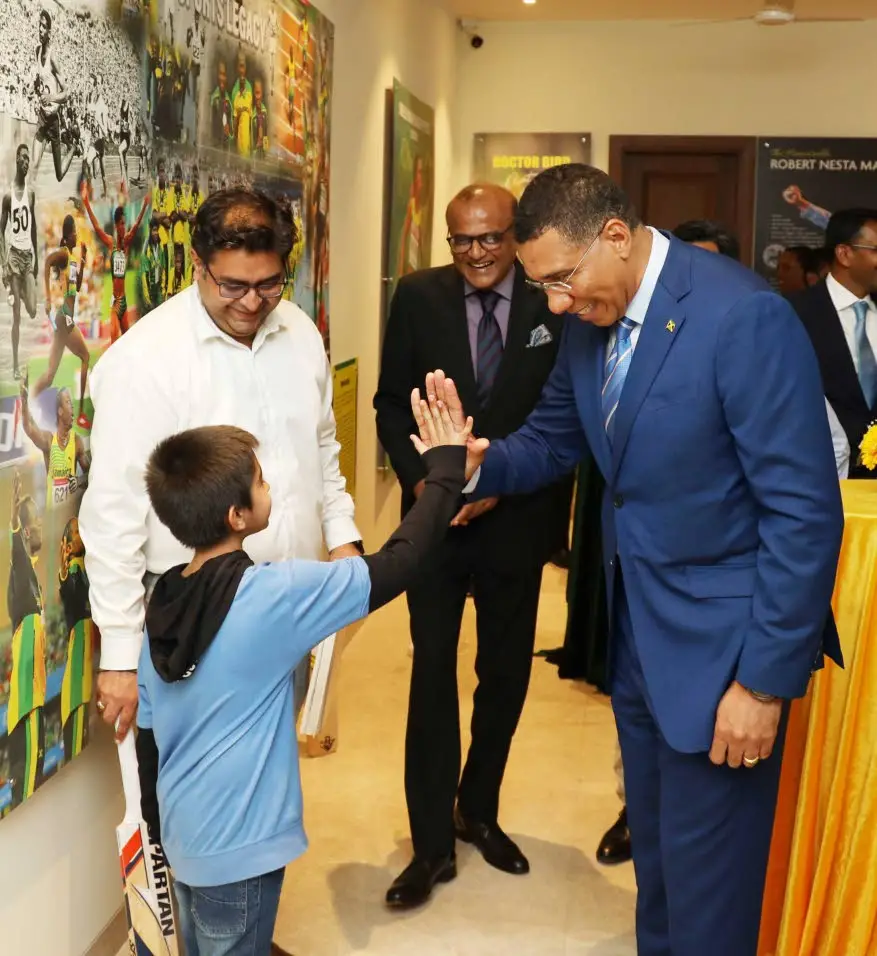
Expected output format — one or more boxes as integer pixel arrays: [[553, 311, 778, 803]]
[[448, 0, 873, 22]]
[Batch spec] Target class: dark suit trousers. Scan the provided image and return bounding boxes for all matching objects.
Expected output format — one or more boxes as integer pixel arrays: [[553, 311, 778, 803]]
[[612, 572, 787, 956], [404, 534, 543, 860]]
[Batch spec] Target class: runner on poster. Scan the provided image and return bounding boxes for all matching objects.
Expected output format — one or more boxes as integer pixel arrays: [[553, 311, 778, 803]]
[[386, 79, 434, 311], [0, 0, 336, 818]]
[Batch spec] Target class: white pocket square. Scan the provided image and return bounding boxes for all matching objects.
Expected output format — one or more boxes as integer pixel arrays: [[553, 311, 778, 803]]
[[527, 324, 553, 348]]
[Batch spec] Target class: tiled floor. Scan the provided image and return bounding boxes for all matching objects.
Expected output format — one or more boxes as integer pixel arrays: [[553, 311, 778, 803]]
[[274, 566, 637, 955]]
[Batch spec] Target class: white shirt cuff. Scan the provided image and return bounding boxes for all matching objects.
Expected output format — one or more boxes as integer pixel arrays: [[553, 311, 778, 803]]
[[463, 467, 481, 495], [98, 631, 144, 672], [323, 516, 362, 554]]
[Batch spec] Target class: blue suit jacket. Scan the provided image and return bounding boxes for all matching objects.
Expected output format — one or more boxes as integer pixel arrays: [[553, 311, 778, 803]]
[[477, 236, 845, 753]]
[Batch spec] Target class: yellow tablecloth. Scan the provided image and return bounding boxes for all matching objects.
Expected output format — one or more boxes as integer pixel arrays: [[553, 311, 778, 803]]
[[759, 480, 877, 956]]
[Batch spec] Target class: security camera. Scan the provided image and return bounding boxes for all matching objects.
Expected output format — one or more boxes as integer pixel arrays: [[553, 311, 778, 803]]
[[458, 18, 484, 49]]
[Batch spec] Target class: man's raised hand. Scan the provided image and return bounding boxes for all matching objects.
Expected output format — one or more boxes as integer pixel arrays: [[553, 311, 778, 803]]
[[410, 370, 490, 478], [410, 387, 473, 454]]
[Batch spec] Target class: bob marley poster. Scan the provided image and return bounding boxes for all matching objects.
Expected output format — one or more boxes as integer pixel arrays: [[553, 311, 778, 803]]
[[0, 0, 334, 817]]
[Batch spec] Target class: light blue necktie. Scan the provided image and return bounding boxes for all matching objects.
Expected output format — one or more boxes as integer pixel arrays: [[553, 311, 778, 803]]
[[853, 300, 877, 408], [603, 317, 637, 440]]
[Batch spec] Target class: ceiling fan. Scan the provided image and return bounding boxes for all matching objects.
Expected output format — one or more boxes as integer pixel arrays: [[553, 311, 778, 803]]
[[677, 0, 869, 27]]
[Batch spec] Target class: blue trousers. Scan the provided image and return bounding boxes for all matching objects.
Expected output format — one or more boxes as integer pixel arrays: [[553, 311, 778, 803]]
[[611, 578, 787, 956], [174, 868, 285, 956]]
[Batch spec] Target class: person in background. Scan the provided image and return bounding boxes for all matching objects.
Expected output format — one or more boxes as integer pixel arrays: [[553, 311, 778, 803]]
[[788, 208, 877, 481], [423, 163, 843, 956], [777, 245, 821, 296], [0, 143, 39, 382], [78, 191, 361, 956], [6, 471, 46, 807], [812, 246, 833, 281], [210, 59, 233, 149], [375, 183, 573, 909], [671, 219, 740, 260], [251, 79, 269, 159], [138, 217, 167, 315], [596, 216, 744, 868]]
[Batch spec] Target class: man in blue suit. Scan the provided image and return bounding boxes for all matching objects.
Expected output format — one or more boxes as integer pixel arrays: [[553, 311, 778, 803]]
[[412, 164, 844, 956]]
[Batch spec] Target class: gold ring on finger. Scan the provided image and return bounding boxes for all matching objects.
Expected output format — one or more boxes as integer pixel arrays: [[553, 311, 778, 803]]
[[742, 755, 760, 768]]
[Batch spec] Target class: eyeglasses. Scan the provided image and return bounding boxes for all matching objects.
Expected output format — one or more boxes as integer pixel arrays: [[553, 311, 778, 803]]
[[204, 263, 288, 300], [848, 243, 877, 253], [524, 221, 608, 294], [446, 225, 513, 255]]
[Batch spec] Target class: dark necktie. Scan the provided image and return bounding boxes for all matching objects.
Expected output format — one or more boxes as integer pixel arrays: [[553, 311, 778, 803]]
[[476, 289, 503, 406]]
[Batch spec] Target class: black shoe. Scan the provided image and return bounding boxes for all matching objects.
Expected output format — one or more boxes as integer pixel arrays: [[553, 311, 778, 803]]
[[454, 807, 529, 875], [596, 807, 631, 866], [385, 854, 457, 909]]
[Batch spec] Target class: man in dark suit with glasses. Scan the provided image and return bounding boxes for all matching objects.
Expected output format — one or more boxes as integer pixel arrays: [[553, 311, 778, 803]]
[[375, 183, 573, 909]]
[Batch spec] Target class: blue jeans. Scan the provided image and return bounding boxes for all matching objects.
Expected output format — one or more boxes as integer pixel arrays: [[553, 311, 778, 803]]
[[174, 868, 285, 956]]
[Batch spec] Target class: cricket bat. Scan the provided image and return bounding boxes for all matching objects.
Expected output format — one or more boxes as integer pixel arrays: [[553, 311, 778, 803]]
[[116, 729, 179, 956]]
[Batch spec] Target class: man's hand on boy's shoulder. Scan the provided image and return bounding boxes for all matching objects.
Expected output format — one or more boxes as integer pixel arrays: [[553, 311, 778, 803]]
[[96, 670, 139, 741]]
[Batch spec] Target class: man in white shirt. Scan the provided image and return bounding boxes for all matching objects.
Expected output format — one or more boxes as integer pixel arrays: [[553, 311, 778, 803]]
[[79, 188, 361, 748], [788, 208, 877, 480]]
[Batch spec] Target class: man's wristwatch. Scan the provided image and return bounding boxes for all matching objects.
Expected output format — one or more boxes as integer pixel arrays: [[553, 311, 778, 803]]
[[742, 685, 778, 704]]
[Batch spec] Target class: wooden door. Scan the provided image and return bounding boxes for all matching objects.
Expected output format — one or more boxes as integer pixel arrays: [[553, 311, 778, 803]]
[[609, 136, 757, 265]]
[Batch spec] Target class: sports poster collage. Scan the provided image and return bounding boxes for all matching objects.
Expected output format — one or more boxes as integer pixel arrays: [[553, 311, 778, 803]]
[[0, 0, 335, 817]]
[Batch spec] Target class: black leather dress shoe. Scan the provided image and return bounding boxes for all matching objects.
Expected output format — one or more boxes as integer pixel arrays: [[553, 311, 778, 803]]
[[454, 807, 529, 875], [385, 854, 457, 909], [596, 807, 631, 865]]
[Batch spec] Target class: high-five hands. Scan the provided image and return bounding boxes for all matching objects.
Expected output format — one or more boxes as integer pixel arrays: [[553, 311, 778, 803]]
[[410, 370, 490, 479], [410, 381, 474, 454]]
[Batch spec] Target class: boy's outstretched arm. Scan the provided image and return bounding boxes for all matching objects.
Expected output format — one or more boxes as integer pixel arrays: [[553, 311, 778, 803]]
[[363, 443, 467, 612]]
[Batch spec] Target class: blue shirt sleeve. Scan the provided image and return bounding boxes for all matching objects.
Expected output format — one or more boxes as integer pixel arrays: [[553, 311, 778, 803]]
[[248, 557, 372, 668]]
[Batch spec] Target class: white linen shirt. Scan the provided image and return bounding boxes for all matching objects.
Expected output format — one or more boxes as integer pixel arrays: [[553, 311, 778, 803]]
[[79, 284, 359, 671]]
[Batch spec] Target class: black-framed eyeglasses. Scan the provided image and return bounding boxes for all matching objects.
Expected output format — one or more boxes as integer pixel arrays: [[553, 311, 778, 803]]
[[204, 262, 289, 300], [524, 220, 608, 294], [446, 224, 513, 255]]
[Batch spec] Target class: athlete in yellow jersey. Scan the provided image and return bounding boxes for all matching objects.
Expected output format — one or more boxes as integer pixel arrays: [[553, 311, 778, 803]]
[[6, 471, 45, 807], [151, 157, 172, 247], [58, 517, 95, 761], [164, 163, 192, 291], [19, 383, 90, 510], [232, 51, 253, 158]]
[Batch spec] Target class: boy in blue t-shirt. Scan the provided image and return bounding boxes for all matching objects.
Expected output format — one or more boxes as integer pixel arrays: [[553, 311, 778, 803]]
[[136, 402, 471, 955]]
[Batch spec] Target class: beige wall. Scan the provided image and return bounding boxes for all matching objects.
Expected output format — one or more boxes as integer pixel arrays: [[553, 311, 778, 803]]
[[452, 18, 877, 181], [320, 0, 458, 549], [0, 731, 125, 956], [0, 2, 457, 953]]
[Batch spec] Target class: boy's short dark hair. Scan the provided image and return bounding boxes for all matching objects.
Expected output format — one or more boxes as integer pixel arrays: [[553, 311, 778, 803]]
[[145, 426, 260, 550]]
